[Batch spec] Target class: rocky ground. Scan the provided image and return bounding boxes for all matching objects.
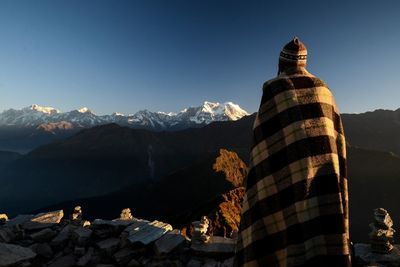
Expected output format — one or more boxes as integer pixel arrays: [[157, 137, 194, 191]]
[[0, 209, 235, 267], [3, 206, 400, 267], [354, 243, 400, 267]]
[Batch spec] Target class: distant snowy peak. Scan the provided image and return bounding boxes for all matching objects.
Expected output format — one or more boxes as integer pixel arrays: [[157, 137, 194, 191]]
[[25, 104, 60, 115], [201, 101, 249, 120], [77, 107, 92, 114], [179, 101, 249, 124], [0, 101, 249, 130]]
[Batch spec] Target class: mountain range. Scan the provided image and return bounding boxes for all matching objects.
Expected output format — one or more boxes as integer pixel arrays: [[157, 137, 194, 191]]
[[0, 101, 249, 130], [0, 101, 249, 153]]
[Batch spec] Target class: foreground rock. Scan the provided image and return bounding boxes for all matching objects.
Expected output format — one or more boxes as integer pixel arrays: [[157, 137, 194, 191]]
[[191, 236, 236, 258], [6, 210, 64, 231], [0, 243, 36, 267], [30, 228, 57, 242], [355, 243, 400, 267], [125, 220, 172, 246], [0, 208, 236, 266], [154, 229, 186, 256]]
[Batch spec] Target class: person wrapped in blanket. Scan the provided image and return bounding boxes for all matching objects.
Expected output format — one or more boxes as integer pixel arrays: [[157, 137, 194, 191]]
[[235, 37, 351, 267]]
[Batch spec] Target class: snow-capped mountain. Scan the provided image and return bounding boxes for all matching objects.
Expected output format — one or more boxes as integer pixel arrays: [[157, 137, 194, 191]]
[[0, 102, 250, 131]]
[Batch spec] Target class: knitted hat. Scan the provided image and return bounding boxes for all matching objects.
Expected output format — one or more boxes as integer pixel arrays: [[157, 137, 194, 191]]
[[279, 36, 307, 67]]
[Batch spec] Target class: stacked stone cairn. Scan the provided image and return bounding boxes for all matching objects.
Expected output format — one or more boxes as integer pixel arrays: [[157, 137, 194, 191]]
[[71, 206, 83, 224], [0, 208, 235, 267], [119, 208, 133, 221], [0, 214, 7, 225], [191, 216, 211, 244], [369, 208, 395, 253]]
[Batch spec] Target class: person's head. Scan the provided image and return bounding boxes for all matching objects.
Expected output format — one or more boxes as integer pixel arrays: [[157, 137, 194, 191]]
[[278, 37, 307, 74]]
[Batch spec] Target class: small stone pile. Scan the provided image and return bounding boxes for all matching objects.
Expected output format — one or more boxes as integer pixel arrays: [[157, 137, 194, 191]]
[[369, 208, 395, 254], [119, 208, 133, 221], [0, 208, 235, 267], [71, 206, 83, 223], [192, 216, 210, 244], [0, 214, 7, 225]]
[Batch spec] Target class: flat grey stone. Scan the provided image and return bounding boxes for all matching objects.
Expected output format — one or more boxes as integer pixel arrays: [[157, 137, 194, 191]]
[[92, 219, 134, 228], [0, 228, 15, 243], [73, 227, 92, 245], [186, 259, 202, 267], [202, 259, 219, 267], [48, 254, 76, 267], [127, 259, 141, 267], [22, 210, 64, 230], [30, 228, 56, 242], [191, 236, 235, 257], [92, 219, 134, 239], [154, 229, 185, 255], [125, 220, 172, 246], [96, 238, 120, 256], [0, 243, 36, 267], [77, 247, 94, 267], [51, 225, 76, 247], [114, 247, 137, 265], [6, 215, 34, 227], [30, 242, 53, 258], [74, 246, 85, 256]]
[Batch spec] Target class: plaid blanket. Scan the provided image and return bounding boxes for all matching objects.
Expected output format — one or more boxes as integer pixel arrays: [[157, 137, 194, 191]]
[[235, 67, 351, 267]]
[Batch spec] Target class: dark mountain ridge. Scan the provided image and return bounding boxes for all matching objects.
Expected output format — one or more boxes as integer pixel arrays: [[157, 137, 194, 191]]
[[342, 108, 400, 155], [0, 115, 254, 215]]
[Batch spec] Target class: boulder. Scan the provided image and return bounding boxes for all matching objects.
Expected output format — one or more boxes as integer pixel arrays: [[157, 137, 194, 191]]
[[30, 242, 53, 258], [124, 220, 172, 246], [202, 259, 219, 267], [191, 236, 235, 258], [77, 247, 94, 267], [222, 257, 234, 266], [74, 246, 86, 256], [30, 228, 57, 242], [73, 227, 92, 246], [0, 243, 36, 267], [6, 215, 34, 227], [47, 254, 76, 267], [92, 219, 133, 239], [127, 259, 141, 267], [154, 229, 185, 256], [0, 228, 15, 243], [51, 225, 76, 247], [83, 220, 91, 227], [113, 247, 136, 265], [22, 210, 64, 231], [186, 259, 202, 267], [96, 238, 120, 256]]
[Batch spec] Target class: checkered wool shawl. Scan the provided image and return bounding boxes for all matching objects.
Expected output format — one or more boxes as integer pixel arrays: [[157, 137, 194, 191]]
[[235, 67, 351, 267]]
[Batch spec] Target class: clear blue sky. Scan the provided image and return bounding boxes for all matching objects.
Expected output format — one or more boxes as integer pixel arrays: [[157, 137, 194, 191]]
[[0, 0, 399, 115]]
